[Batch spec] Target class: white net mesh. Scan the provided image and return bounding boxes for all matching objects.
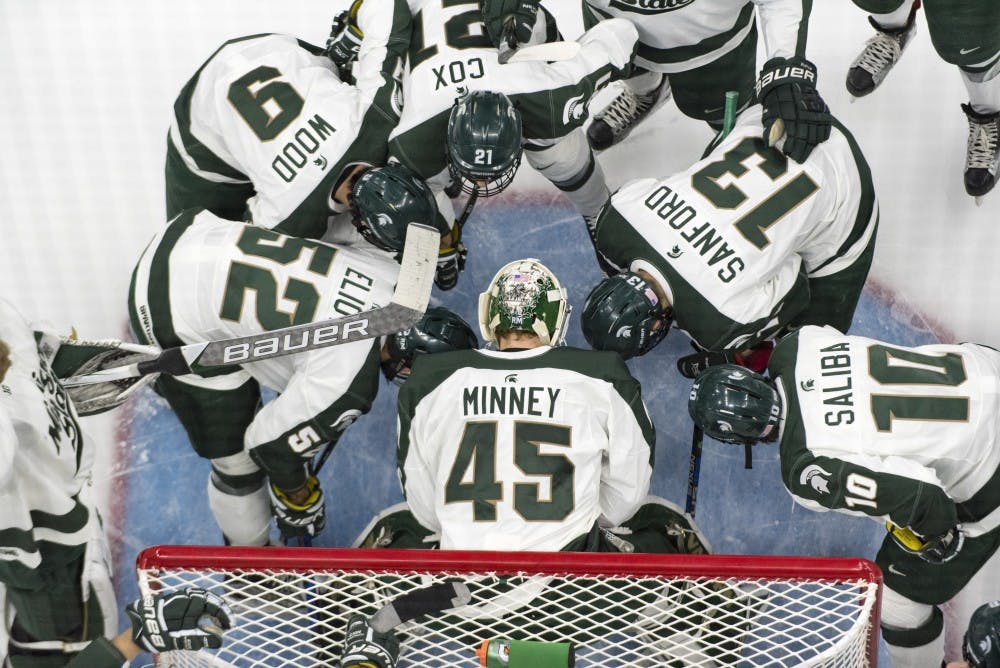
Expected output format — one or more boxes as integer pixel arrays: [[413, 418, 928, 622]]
[[137, 547, 881, 668]]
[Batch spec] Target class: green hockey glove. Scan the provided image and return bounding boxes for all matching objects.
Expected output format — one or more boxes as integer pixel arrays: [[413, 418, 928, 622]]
[[325, 1, 365, 72], [269, 476, 326, 539], [341, 614, 400, 668], [434, 241, 467, 291], [125, 587, 232, 653], [481, 0, 540, 50], [887, 523, 964, 565], [756, 57, 832, 164]]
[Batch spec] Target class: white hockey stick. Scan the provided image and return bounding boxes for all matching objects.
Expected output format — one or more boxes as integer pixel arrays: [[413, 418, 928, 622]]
[[62, 223, 440, 386], [503, 40, 582, 64]]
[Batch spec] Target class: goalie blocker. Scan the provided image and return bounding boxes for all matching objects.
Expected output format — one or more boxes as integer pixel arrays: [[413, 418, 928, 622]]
[[60, 222, 439, 396]]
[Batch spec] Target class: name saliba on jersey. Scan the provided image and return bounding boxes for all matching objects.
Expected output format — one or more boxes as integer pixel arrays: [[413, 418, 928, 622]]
[[642, 185, 744, 282], [799, 341, 855, 427]]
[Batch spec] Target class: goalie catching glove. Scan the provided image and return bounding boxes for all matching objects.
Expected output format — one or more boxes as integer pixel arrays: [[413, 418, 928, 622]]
[[125, 587, 232, 653], [887, 523, 965, 565], [325, 0, 365, 74], [341, 614, 400, 668], [756, 57, 832, 164], [269, 475, 326, 539]]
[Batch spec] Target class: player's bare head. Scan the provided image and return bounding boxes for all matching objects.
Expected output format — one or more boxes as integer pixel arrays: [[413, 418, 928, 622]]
[[349, 163, 443, 253], [0, 339, 9, 383], [478, 258, 569, 347], [581, 272, 672, 360], [381, 307, 479, 384], [688, 365, 782, 446], [964, 600, 1000, 668], [447, 90, 523, 198]]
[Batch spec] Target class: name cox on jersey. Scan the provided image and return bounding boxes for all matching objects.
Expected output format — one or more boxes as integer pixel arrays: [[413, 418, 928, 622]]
[[608, 0, 696, 14], [431, 57, 485, 91], [643, 185, 744, 283], [271, 114, 336, 184]]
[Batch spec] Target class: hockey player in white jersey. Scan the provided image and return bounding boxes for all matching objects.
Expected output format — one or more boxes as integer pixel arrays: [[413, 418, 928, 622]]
[[127, 168, 465, 546], [482, 0, 831, 163], [0, 299, 118, 667], [165, 0, 410, 238], [387, 0, 638, 279], [687, 325, 1000, 667], [580, 105, 878, 372], [365, 258, 708, 557]]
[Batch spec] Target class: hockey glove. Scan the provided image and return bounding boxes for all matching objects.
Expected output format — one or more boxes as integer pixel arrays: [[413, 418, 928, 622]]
[[269, 475, 326, 539], [125, 587, 232, 653], [887, 523, 965, 565], [434, 241, 467, 291], [341, 614, 400, 668], [677, 341, 774, 379], [325, 1, 364, 73], [756, 57, 832, 164], [481, 0, 540, 51]]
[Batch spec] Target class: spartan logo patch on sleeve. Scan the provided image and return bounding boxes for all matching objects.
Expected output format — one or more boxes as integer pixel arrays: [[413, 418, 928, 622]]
[[799, 464, 833, 495], [608, 0, 697, 15]]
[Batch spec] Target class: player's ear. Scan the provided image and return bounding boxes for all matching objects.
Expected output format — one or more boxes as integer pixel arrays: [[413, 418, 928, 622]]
[[0, 340, 9, 383]]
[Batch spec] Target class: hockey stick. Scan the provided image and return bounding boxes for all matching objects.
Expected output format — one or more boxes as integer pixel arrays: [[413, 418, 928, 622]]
[[684, 426, 704, 518], [370, 581, 472, 632], [62, 223, 440, 386], [503, 40, 581, 64]]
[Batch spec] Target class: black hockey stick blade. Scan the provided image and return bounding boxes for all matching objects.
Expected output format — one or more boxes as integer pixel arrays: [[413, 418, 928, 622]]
[[62, 223, 440, 386], [685, 426, 704, 518], [370, 581, 472, 633]]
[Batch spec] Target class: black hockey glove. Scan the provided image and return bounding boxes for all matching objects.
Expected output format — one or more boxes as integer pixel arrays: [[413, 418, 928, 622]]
[[887, 523, 965, 565], [434, 241, 467, 291], [269, 476, 326, 540], [341, 614, 400, 668], [677, 349, 741, 379], [126, 587, 232, 653], [481, 0, 540, 51], [756, 57, 832, 164], [325, 2, 364, 73]]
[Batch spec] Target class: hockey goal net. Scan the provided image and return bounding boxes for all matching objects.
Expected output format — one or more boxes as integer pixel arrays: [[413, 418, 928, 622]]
[[136, 546, 882, 668]]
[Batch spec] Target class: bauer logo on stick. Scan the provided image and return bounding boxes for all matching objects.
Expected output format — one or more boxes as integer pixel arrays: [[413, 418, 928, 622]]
[[221, 319, 370, 364]]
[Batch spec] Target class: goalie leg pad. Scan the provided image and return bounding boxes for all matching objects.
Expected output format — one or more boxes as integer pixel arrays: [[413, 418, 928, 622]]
[[352, 502, 439, 549], [617, 496, 713, 555]]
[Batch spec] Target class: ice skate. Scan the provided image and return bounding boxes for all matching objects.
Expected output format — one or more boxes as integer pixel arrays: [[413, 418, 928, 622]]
[[961, 103, 999, 204], [587, 77, 670, 151], [845, 13, 917, 99]]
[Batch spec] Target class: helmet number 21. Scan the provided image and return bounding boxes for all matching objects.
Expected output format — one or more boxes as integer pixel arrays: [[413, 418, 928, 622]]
[[473, 148, 493, 165]]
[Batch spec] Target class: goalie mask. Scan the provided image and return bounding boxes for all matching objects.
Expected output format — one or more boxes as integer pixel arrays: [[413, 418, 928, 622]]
[[688, 364, 782, 445], [349, 163, 441, 253], [964, 601, 1000, 668], [581, 272, 672, 360], [478, 259, 569, 346], [381, 307, 479, 384], [447, 90, 524, 197]]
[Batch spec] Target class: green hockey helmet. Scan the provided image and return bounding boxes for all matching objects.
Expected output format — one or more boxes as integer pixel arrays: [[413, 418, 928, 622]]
[[447, 90, 524, 197], [688, 364, 782, 445], [477, 258, 569, 346], [381, 307, 479, 384], [581, 272, 672, 360], [349, 163, 440, 253], [964, 601, 1000, 668]]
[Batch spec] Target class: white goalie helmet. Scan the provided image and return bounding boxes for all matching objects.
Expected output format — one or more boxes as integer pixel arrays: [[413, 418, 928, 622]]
[[477, 258, 570, 346]]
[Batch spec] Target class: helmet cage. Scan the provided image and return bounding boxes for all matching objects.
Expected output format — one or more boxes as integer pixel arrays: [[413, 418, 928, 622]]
[[477, 259, 569, 346], [446, 91, 524, 198]]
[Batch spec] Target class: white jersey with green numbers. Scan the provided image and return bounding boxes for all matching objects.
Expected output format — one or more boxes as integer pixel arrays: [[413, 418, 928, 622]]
[[595, 105, 878, 351], [396, 346, 655, 551], [584, 0, 810, 72], [0, 299, 93, 587], [168, 0, 408, 239], [770, 325, 1000, 538], [129, 209, 398, 458], [389, 0, 636, 185]]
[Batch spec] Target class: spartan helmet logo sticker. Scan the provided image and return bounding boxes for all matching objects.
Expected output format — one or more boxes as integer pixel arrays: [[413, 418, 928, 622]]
[[374, 213, 393, 227], [615, 326, 633, 339], [717, 420, 733, 433]]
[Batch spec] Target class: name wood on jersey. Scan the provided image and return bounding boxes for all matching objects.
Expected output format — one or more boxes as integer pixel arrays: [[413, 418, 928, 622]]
[[643, 185, 744, 282], [271, 114, 336, 184], [463, 385, 562, 418]]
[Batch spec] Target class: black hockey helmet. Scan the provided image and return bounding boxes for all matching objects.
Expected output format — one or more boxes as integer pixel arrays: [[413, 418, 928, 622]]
[[964, 601, 1000, 668], [688, 364, 782, 445], [382, 306, 479, 383], [447, 90, 523, 197], [581, 272, 672, 360], [349, 163, 441, 253]]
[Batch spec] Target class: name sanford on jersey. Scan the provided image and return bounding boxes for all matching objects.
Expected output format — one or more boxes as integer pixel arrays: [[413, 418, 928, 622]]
[[807, 341, 855, 426], [463, 385, 562, 418], [641, 185, 745, 283]]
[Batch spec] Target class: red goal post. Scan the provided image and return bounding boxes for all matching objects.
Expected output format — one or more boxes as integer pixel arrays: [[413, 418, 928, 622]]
[[136, 546, 882, 667]]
